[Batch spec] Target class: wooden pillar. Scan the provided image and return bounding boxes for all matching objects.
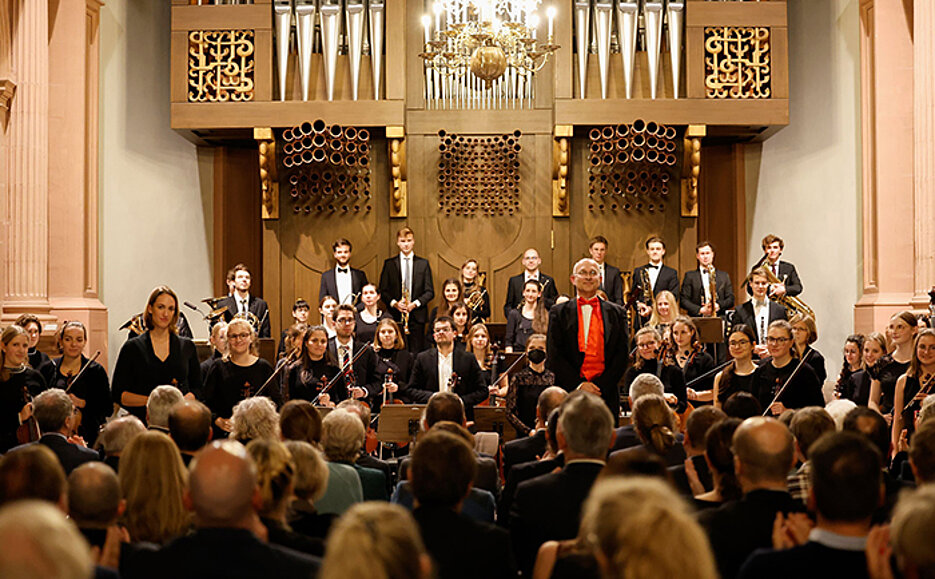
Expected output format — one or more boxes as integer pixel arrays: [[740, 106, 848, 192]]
[[911, 0, 935, 309]]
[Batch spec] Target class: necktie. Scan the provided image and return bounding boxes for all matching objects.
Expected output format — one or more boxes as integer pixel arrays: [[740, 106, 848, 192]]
[[339, 345, 349, 369], [647, 264, 659, 269], [338, 267, 348, 274], [403, 257, 411, 293], [240, 299, 247, 315], [773, 263, 779, 277]]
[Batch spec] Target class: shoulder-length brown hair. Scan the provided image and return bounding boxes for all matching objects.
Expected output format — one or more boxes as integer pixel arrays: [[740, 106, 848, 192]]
[[909, 329, 935, 378], [143, 286, 180, 333]]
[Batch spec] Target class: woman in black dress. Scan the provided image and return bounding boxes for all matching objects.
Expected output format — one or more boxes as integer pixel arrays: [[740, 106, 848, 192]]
[[752, 320, 823, 415], [870, 310, 918, 421], [892, 329, 935, 444], [834, 334, 865, 401], [671, 316, 716, 405], [40, 321, 111, 445], [426, 278, 463, 346], [790, 313, 827, 385], [624, 327, 687, 413], [285, 325, 344, 406], [204, 319, 276, 436], [372, 319, 412, 403], [712, 325, 758, 408], [505, 279, 548, 353], [504, 334, 555, 437], [450, 302, 471, 348], [111, 286, 201, 421], [460, 258, 491, 324], [0, 325, 47, 452], [841, 332, 887, 406], [355, 284, 390, 345], [16, 314, 50, 370], [465, 323, 495, 393]]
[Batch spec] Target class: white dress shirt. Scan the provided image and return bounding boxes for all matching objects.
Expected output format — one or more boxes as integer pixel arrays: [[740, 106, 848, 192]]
[[647, 262, 662, 290], [335, 265, 353, 305], [699, 267, 712, 302], [438, 351, 453, 392]]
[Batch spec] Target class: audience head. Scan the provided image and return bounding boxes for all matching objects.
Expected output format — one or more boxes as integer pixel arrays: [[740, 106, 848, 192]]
[[424, 391, 466, 428], [909, 421, 935, 484], [890, 485, 935, 579], [685, 406, 727, 453], [557, 391, 614, 460], [0, 445, 66, 509], [321, 409, 364, 463], [705, 418, 743, 501], [732, 417, 795, 490], [95, 415, 146, 457], [320, 503, 431, 579], [146, 384, 184, 429], [546, 407, 561, 454], [602, 448, 671, 482], [808, 431, 882, 523], [246, 439, 296, 518], [118, 431, 189, 544], [168, 399, 212, 453], [723, 391, 762, 419], [824, 399, 857, 430], [630, 394, 678, 457], [0, 500, 93, 579], [67, 462, 122, 529], [410, 430, 476, 509], [790, 406, 835, 461], [842, 406, 890, 459], [337, 399, 372, 434], [187, 440, 259, 528], [32, 388, 74, 435], [536, 386, 568, 426], [280, 400, 323, 445], [230, 396, 280, 444], [284, 440, 329, 503], [580, 478, 718, 579], [628, 373, 664, 404], [918, 395, 935, 427]]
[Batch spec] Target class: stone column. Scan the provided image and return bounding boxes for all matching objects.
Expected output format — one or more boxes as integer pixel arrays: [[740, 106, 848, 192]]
[[911, 1, 935, 310]]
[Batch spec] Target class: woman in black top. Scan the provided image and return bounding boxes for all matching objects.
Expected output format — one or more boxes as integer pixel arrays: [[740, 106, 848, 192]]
[[624, 327, 687, 413], [671, 316, 716, 405], [204, 319, 276, 436], [16, 314, 50, 370], [426, 279, 463, 346], [753, 320, 823, 415], [505, 279, 548, 353], [870, 310, 918, 419], [713, 325, 758, 407], [842, 332, 887, 406], [834, 334, 865, 401], [285, 325, 344, 405], [504, 334, 555, 436], [372, 319, 411, 403], [40, 321, 111, 445], [790, 313, 827, 384], [355, 284, 390, 345], [0, 325, 47, 452], [465, 323, 495, 392], [111, 286, 201, 421], [461, 258, 491, 324], [892, 329, 935, 444]]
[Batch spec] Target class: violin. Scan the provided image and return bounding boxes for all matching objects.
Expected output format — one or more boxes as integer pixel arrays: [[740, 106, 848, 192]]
[[15, 377, 39, 445]]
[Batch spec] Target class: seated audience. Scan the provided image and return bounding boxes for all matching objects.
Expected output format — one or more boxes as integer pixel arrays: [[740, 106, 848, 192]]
[[787, 407, 835, 504], [68, 462, 123, 551], [321, 409, 387, 501], [612, 374, 665, 452], [25, 388, 100, 474], [335, 399, 393, 492], [824, 399, 857, 431], [611, 394, 685, 467], [168, 399, 213, 466], [0, 500, 94, 579], [908, 420, 935, 484], [0, 444, 67, 508], [670, 406, 726, 496], [602, 448, 672, 482], [871, 485, 935, 579], [502, 386, 567, 479], [146, 385, 184, 432], [95, 415, 146, 472], [739, 432, 882, 579], [279, 400, 323, 444], [693, 418, 743, 509], [284, 440, 336, 540], [723, 391, 763, 419], [410, 429, 515, 578], [498, 407, 565, 526], [842, 407, 904, 522], [230, 396, 280, 445]]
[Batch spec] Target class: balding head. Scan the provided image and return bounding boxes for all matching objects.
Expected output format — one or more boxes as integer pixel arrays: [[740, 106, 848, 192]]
[[169, 400, 212, 453], [732, 417, 795, 490], [628, 374, 664, 404], [536, 387, 568, 428], [187, 440, 259, 528], [67, 463, 121, 528]]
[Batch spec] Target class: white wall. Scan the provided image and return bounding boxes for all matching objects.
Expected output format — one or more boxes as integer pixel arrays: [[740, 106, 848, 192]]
[[745, 0, 861, 390], [100, 1, 214, 369]]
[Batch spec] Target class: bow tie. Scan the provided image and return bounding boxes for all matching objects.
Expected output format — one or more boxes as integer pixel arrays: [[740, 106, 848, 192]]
[[577, 296, 600, 308], [337, 267, 349, 274], [647, 264, 660, 270]]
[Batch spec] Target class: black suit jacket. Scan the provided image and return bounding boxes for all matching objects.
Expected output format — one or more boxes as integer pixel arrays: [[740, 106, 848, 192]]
[[503, 273, 559, 318], [318, 266, 369, 306], [378, 254, 434, 324], [610, 424, 641, 452], [732, 300, 788, 342], [401, 348, 488, 413], [632, 264, 680, 303], [503, 430, 547, 476], [669, 454, 713, 497], [327, 338, 381, 399], [738, 541, 870, 579], [219, 294, 271, 338], [601, 264, 625, 305], [414, 506, 516, 579], [23, 434, 100, 474], [680, 268, 735, 317], [546, 298, 629, 418], [510, 461, 604, 576], [497, 454, 564, 527], [747, 260, 803, 298]]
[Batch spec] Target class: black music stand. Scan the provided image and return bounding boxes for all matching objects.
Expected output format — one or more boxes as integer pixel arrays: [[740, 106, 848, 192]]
[[474, 406, 518, 442], [692, 316, 726, 362], [377, 404, 426, 446]]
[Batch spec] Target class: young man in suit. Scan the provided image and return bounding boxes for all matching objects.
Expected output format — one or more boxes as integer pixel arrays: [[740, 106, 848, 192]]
[[633, 236, 680, 319], [318, 238, 369, 308], [734, 267, 788, 355], [378, 227, 434, 352], [219, 263, 271, 338], [400, 316, 487, 420], [503, 248, 559, 318], [588, 236, 624, 305], [758, 234, 803, 298], [328, 304, 380, 403], [546, 258, 629, 419], [680, 241, 735, 318]]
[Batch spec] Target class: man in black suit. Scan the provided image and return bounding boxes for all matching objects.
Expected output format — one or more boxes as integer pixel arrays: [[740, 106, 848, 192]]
[[498, 407, 565, 526], [219, 263, 271, 338], [400, 316, 487, 419], [503, 248, 559, 318], [328, 304, 381, 403], [411, 430, 516, 579], [121, 440, 320, 578], [633, 235, 681, 319], [733, 267, 788, 352], [698, 417, 803, 579], [738, 432, 882, 579], [510, 391, 614, 576], [546, 258, 629, 418], [502, 386, 567, 478], [378, 226, 434, 352], [588, 236, 624, 305], [756, 234, 803, 298], [680, 241, 735, 318], [19, 388, 100, 474], [318, 238, 369, 308]]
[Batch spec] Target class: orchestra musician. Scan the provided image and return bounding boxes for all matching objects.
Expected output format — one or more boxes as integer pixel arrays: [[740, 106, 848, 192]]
[[111, 286, 201, 421], [732, 267, 788, 355], [399, 316, 487, 419], [633, 236, 680, 320], [838, 332, 886, 406], [39, 321, 110, 445], [354, 284, 391, 345], [318, 296, 339, 339], [834, 334, 864, 400], [460, 259, 491, 323], [868, 311, 917, 420], [427, 278, 464, 344], [0, 325, 47, 453], [329, 304, 380, 403], [680, 241, 735, 318], [546, 258, 629, 418], [712, 324, 758, 408], [790, 313, 827, 384], [753, 234, 803, 298], [278, 299, 310, 357], [671, 316, 716, 404], [503, 248, 558, 318], [648, 290, 679, 341], [203, 318, 276, 437], [201, 321, 228, 378], [378, 227, 435, 353], [218, 263, 271, 338], [15, 314, 50, 370], [588, 236, 624, 305], [318, 238, 369, 308], [284, 325, 343, 405], [752, 320, 823, 415], [505, 279, 549, 353], [449, 303, 471, 347], [623, 327, 687, 413], [892, 328, 935, 444], [504, 334, 555, 436], [465, 323, 497, 392], [372, 318, 413, 391]]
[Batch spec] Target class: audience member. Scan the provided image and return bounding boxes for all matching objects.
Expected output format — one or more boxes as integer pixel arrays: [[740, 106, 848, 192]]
[[842, 407, 905, 522], [24, 388, 100, 474], [611, 373, 665, 452], [693, 418, 743, 509], [168, 399, 212, 466], [670, 406, 726, 497], [611, 394, 685, 466], [908, 420, 935, 484], [0, 444, 67, 509], [787, 407, 835, 503], [825, 399, 858, 430], [0, 500, 94, 579], [279, 400, 323, 444], [68, 462, 123, 550], [498, 407, 565, 526], [321, 409, 387, 501], [230, 396, 280, 444], [335, 399, 393, 491], [502, 386, 567, 478], [601, 447, 671, 481], [723, 391, 763, 419], [284, 440, 336, 540], [146, 385, 184, 432], [872, 485, 935, 579], [95, 415, 146, 472]]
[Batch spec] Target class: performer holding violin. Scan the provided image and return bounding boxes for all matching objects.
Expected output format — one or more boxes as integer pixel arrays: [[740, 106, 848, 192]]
[[892, 329, 935, 444], [0, 325, 47, 452], [752, 320, 823, 415], [39, 321, 110, 445], [329, 304, 380, 403], [372, 319, 413, 390], [284, 325, 343, 405], [623, 327, 687, 413], [671, 316, 716, 404]]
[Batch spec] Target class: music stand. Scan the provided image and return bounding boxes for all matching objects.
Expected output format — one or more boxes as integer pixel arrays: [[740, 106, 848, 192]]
[[258, 338, 276, 365], [377, 404, 426, 445], [474, 406, 518, 442], [692, 317, 725, 362]]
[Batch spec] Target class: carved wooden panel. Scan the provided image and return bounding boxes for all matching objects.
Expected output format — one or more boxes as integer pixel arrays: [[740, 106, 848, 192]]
[[704, 26, 771, 99], [188, 29, 256, 102]]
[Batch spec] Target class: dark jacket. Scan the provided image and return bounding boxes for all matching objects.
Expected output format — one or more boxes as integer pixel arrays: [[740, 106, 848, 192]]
[[218, 294, 271, 338], [732, 300, 788, 342], [414, 506, 516, 579], [377, 254, 434, 324], [17, 433, 101, 474], [680, 268, 735, 317], [632, 263, 680, 303], [401, 348, 488, 417], [319, 265, 369, 306], [504, 273, 558, 318]]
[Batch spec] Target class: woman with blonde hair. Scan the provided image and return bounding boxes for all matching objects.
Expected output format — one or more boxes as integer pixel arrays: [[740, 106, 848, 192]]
[[118, 431, 190, 545], [839, 331, 887, 406], [321, 502, 432, 579], [648, 290, 679, 338], [789, 313, 826, 384], [628, 394, 679, 459], [0, 325, 47, 452], [870, 310, 919, 420], [284, 440, 335, 540], [892, 329, 935, 445]]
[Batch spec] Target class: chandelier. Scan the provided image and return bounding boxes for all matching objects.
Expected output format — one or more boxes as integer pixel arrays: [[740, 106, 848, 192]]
[[420, 0, 559, 95]]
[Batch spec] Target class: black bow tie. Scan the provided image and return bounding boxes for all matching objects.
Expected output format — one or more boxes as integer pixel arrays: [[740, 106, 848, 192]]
[[647, 264, 660, 269], [338, 267, 349, 274]]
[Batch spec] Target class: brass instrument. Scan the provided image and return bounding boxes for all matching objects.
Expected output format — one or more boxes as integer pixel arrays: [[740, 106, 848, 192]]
[[232, 311, 261, 332], [466, 272, 488, 313], [400, 287, 411, 335], [752, 255, 815, 318], [517, 277, 551, 309], [706, 264, 717, 317], [640, 267, 653, 306]]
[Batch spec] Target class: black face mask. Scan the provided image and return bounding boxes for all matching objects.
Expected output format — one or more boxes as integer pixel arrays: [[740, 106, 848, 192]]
[[527, 348, 547, 364]]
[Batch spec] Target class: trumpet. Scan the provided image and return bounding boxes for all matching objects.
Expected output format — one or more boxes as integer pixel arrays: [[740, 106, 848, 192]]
[[752, 255, 815, 318], [400, 287, 411, 335], [466, 272, 488, 313]]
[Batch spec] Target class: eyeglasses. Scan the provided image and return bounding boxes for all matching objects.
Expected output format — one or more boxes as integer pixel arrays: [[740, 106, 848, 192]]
[[228, 333, 251, 340], [728, 340, 751, 347], [336, 318, 355, 325], [574, 270, 600, 278], [637, 342, 657, 349], [765, 337, 792, 344]]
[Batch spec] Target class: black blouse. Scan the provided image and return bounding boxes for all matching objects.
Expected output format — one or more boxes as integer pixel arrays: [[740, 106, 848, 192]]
[[504, 309, 536, 352], [799, 346, 827, 384], [0, 367, 47, 452], [680, 350, 716, 397], [876, 358, 910, 415], [40, 356, 111, 445], [752, 359, 824, 413], [717, 368, 756, 404], [28, 348, 51, 371], [901, 375, 932, 438], [204, 358, 276, 424], [111, 331, 202, 421], [505, 366, 556, 435], [462, 280, 491, 323], [839, 368, 872, 406], [355, 310, 391, 345], [624, 359, 688, 413], [285, 359, 345, 403], [374, 348, 414, 387]]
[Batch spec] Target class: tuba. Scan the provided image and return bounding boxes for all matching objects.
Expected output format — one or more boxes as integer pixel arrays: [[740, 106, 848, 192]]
[[465, 272, 488, 314], [752, 255, 815, 319]]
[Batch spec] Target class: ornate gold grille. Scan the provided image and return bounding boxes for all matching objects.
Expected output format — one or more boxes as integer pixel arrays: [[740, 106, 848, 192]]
[[188, 30, 256, 103], [704, 27, 771, 99]]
